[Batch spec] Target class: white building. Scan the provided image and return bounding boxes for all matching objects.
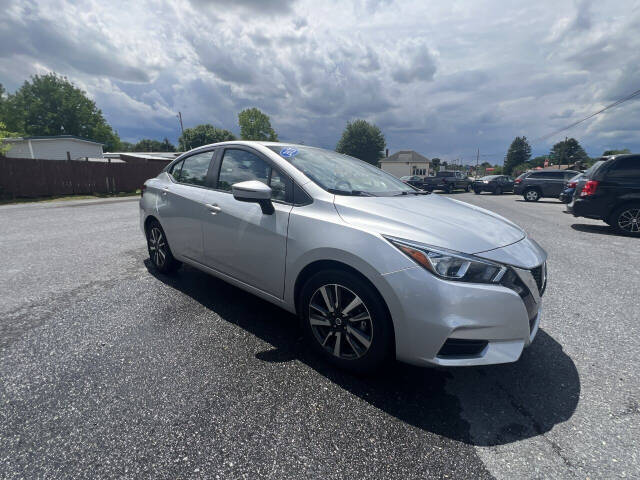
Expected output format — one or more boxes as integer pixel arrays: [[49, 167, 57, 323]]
[[379, 150, 430, 177], [2, 135, 104, 160]]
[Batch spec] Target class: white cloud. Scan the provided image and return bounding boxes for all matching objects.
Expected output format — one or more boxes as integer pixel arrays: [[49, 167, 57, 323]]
[[1, 0, 639, 158]]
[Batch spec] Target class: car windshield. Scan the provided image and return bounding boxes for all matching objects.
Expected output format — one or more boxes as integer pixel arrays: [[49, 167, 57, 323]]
[[268, 145, 416, 196], [480, 175, 499, 180]]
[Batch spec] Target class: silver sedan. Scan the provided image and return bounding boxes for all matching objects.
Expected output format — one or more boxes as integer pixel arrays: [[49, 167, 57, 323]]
[[140, 142, 547, 373]]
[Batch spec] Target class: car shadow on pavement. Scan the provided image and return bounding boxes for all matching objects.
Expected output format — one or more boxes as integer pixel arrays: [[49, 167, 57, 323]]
[[515, 199, 563, 204], [145, 261, 580, 448], [571, 223, 619, 236]]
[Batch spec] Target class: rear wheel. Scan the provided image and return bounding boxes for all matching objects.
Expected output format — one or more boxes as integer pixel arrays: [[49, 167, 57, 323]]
[[300, 270, 393, 374], [610, 204, 640, 236], [524, 188, 540, 202], [146, 220, 181, 273]]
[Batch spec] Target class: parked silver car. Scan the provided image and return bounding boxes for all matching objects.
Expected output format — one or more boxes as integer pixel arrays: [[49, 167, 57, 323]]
[[140, 142, 547, 372]]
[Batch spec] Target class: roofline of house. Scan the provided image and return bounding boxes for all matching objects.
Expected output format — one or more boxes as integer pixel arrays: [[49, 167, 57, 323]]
[[2, 135, 104, 145]]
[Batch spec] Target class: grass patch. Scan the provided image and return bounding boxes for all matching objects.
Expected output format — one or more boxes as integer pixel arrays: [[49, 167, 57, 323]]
[[0, 190, 140, 206]]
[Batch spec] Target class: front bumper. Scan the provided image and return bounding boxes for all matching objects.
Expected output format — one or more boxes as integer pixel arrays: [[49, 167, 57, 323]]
[[381, 261, 544, 367]]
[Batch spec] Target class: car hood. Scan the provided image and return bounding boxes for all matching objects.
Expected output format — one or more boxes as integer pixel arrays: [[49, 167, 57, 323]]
[[333, 194, 526, 254]]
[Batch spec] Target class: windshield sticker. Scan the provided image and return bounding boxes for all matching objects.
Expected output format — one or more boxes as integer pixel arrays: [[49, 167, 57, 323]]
[[280, 147, 298, 158]]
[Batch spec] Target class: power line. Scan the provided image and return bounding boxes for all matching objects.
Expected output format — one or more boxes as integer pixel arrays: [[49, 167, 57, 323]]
[[533, 87, 640, 142]]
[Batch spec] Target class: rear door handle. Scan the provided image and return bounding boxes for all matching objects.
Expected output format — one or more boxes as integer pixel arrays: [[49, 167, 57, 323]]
[[205, 203, 222, 214]]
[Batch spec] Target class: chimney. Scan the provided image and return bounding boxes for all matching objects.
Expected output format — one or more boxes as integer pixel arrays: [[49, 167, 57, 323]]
[[385, 148, 389, 158]]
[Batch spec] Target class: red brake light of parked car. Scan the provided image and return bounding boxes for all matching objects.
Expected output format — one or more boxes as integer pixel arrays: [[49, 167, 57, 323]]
[[568, 181, 577, 188], [514, 178, 522, 184], [580, 180, 599, 197]]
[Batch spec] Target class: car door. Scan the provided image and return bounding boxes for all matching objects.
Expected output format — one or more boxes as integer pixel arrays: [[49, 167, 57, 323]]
[[200, 146, 293, 298], [156, 150, 215, 262], [504, 176, 515, 191], [542, 172, 566, 197]]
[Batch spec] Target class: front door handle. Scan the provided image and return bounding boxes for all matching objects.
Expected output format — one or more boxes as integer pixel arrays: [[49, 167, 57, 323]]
[[161, 186, 170, 196], [205, 203, 222, 214]]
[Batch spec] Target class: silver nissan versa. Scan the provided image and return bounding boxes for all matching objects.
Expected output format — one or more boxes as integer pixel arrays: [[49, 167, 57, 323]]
[[140, 142, 547, 373]]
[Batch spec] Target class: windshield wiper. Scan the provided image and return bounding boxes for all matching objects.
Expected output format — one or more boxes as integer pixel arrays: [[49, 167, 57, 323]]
[[394, 190, 430, 196], [327, 188, 377, 197]]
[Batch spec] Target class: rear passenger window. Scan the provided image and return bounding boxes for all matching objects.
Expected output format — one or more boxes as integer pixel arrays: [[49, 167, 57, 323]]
[[168, 160, 184, 181], [175, 151, 213, 186], [608, 158, 640, 178]]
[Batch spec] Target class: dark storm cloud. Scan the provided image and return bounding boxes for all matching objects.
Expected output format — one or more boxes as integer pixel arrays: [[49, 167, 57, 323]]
[[0, 2, 150, 82], [391, 45, 436, 84]]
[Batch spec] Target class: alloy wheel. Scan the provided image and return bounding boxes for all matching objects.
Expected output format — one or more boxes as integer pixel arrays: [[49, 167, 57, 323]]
[[308, 284, 373, 360], [148, 226, 167, 267], [526, 190, 539, 201], [618, 208, 640, 233]]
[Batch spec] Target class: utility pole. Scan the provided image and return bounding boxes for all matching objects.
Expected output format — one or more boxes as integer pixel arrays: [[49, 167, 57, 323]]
[[177, 112, 187, 151], [476, 148, 479, 179]]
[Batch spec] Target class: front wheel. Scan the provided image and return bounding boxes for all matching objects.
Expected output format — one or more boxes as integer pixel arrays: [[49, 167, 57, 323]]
[[474, 188, 481, 195], [465, 184, 471, 192], [300, 270, 393, 374], [524, 188, 540, 202], [610, 204, 640, 236]]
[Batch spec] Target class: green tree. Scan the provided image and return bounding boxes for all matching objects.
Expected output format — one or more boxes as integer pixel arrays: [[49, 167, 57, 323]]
[[0, 121, 19, 155], [178, 124, 235, 150], [504, 136, 532, 175], [431, 158, 441, 172], [529, 155, 548, 168], [118, 141, 135, 152], [133, 138, 176, 152], [237, 107, 278, 141], [1, 73, 120, 151], [336, 119, 386, 165], [511, 163, 531, 176], [549, 138, 589, 166], [602, 148, 631, 155]]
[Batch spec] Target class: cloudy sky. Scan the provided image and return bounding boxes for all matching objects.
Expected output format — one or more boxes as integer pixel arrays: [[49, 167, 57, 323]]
[[1, 0, 639, 161]]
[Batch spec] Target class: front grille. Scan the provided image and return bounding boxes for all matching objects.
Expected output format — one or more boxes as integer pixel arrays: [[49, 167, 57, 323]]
[[437, 339, 488, 357], [500, 268, 539, 323], [530, 263, 547, 296]]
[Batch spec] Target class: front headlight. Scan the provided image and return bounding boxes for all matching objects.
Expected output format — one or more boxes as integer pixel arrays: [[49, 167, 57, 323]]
[[385, 236, 507, 283]]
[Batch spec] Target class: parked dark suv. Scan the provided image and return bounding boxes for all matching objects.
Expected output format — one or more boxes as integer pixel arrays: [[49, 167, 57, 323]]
[[568, 154, 640, 236], [514, 169, 580, 202]]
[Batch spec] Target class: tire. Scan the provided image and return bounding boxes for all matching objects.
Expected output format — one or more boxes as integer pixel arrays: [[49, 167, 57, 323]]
[[474, 188, 481, 195], [146, 219, 181, 273], [494, 187, 502, 195], [465, 184, 471, 192], [610, 204, 640, 236], [524, 188, 540, 202], [444, 185, 453, 194], [299, 269, 393, 374]]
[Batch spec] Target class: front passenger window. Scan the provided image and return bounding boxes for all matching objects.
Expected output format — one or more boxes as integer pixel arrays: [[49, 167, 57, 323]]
[[218, 149, 289, 202]]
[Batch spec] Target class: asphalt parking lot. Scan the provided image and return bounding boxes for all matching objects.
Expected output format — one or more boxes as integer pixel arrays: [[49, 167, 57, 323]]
[[1, 193, 638, 479]]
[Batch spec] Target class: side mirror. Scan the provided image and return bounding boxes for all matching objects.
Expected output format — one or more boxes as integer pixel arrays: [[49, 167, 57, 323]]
[[232, 180, 275, 214]]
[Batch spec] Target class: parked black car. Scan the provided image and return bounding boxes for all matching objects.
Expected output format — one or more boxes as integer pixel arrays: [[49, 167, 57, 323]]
[[472, 175, 515, 195], [422, 171, 472, 193], [568, 154, 640, 236], [514, 169, 580, 202], [399, 175, 425, 188]]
